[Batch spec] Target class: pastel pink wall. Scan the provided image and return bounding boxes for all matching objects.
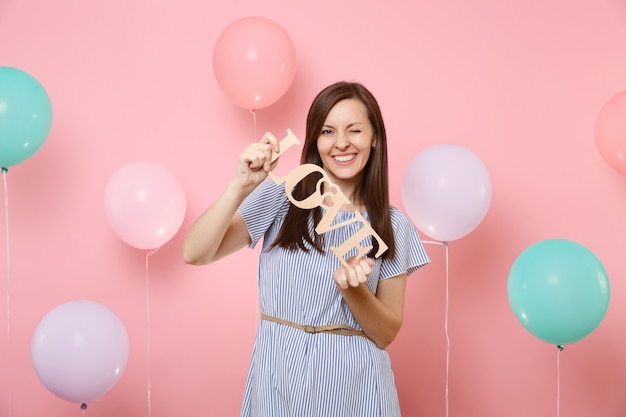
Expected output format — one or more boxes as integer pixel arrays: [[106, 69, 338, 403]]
[[1, 0, 626, 416]]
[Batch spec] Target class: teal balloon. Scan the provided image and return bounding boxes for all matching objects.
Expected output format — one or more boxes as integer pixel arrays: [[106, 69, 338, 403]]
[[507, 239, 610, 346], [0, 66, 52, 168]]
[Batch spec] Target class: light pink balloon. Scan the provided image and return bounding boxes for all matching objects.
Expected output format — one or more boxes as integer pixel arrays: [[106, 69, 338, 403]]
[[595, 90, 626, 176], [402, 144, 492, 242], [212, 16, 297, 111], [31, 300, 129, 405], [104, 160, 187, 250]]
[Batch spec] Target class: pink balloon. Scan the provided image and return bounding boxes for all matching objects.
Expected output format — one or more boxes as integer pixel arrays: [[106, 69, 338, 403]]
[[595, 90, 626, 176], [212, 16, 297, 111], [402, 144, 492, 242], [31, 301, 129, 405], [104, 160, 186, 250]]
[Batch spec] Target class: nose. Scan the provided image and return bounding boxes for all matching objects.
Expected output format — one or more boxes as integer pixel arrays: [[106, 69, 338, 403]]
[[335, 132, 349, 150]]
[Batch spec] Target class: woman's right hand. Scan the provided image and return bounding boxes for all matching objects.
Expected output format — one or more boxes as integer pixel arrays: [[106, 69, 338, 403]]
[[236, 132, 281, 190]]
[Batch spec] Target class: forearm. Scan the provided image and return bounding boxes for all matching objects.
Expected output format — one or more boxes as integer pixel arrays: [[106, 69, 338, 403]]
[[339, 281, 405, 349], [182, 180, 251, 265]]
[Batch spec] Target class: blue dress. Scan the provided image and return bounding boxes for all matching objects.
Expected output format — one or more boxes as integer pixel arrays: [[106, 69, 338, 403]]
[[237, 180, 430, 417]]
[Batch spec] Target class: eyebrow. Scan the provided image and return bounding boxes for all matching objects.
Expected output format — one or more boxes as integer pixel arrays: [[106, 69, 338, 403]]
[[322, 122, 364, 129]]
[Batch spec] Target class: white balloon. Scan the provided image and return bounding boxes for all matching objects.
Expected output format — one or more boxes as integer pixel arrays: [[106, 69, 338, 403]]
[[402, 144, 492, 241], [31, 300, 129, 404]]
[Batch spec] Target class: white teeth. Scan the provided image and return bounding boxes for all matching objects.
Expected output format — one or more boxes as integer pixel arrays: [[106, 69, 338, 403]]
[[334, 154, 355, 162]]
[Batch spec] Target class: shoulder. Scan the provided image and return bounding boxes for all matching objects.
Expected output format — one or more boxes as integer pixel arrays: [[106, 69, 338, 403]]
[[245, 179, 289, 205], [382, 206, 430, 276], [257, 178, 285, 195], [387, 206, 424, 247], [389, 206, 412, 228], [239, 179, 290, 220]]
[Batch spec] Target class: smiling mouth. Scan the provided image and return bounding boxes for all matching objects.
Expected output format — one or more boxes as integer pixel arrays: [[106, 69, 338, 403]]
[[333, 154, 356, 162]]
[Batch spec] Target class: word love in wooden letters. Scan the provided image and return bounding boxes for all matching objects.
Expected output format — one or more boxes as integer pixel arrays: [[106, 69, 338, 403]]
[[265, 129, 388, 265]]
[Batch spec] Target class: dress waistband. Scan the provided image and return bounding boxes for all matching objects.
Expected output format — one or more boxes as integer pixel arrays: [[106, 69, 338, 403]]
[[260, 313, 368, 338]]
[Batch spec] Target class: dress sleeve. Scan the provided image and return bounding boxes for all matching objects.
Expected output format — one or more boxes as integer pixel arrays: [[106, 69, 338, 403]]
[[378, 207, 431, 280], [237, 179, 289, 249]]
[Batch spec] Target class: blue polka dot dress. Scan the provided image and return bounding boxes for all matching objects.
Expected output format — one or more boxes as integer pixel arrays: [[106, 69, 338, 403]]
[[237, 180, 430, 417]]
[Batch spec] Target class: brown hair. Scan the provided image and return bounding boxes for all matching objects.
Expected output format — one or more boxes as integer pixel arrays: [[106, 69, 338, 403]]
[[271, 81, 396, 259]]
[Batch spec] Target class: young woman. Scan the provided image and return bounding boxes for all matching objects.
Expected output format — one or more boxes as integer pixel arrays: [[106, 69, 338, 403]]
[[183, 81, 430, 417]]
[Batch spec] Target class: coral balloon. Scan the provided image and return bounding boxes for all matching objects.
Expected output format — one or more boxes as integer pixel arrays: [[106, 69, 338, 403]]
[[31, 301, 129, 404], [595, 90, 626, 176], [402, 144, 492, 242], [0, 66, 52, 168], [104, 160, 187, 250], [508, 239, 610, 346], [212, 16, 296, 111]]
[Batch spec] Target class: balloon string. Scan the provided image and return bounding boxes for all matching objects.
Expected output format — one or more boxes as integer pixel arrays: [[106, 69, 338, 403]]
[[250, 109, 257, 139], [556, 345, 564, 417], [421, 239, 449, 417], [250, 109, 259, 327], [443, 241, 450, 417], [81, 403, 87, 414], [2, 167, 12, 417], [145, 250, 155, 417]]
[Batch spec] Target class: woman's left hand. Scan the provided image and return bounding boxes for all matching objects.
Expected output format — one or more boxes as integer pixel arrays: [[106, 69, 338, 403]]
[[333, 257, 375, 290]]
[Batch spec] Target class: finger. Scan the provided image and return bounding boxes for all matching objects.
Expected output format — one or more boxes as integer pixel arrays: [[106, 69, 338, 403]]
[[335, 270, 349, 290], [241, 149, 266, 171], [244, 144, 273, 170], [261, 132, 280, 153], [345, 256, 360, 267], [253, 141, 275, 172], [359, 258, 373, 276], [250, 142, 274, 158], [263, 149, 273, 172], [353, 264, 368, 284], [346, 267, 360, 287]]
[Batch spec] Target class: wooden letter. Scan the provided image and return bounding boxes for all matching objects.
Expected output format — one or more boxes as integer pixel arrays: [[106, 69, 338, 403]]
[[330, 212, 389, 265], [269, 129, 301, 163], [265, 128, 389, 264], [270, 164, 329, 209]]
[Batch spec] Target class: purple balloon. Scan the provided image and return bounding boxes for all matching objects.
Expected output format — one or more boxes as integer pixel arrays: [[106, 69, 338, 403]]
[[31, 300, 129, 404], [402, 144, 492, 241]]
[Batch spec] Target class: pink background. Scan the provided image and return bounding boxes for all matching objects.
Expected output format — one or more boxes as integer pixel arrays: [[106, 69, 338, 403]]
[[2, 0, 626, 416]]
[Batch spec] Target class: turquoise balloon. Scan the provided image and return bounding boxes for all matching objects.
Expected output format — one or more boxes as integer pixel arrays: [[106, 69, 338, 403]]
[[0, 66, 52, 168], [507, 239, 610, 346]]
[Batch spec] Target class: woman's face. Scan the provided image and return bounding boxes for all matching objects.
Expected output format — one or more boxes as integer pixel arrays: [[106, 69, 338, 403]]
[[316, 98, 375, 196]]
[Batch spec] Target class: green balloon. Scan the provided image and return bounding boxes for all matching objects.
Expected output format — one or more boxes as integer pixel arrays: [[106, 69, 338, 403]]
[[0, 66, 52, 168], [507, 239, 610, 346]]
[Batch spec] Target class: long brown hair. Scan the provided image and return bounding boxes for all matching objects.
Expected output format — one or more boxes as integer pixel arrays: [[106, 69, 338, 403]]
[[271, 81, 396, 259]]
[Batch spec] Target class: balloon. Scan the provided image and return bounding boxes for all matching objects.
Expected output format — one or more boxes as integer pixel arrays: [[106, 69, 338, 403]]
[[104, 160, 186, 250], [31, 300, 129, 404], [507, 239, 610, 346], [212, 16, 297, 111], [402, 144, 492, 241], [0, 66, 52, 168], [595, 90, 626, 176]]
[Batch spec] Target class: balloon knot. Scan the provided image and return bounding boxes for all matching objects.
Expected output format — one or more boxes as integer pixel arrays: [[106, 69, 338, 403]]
[[80, 403, 88, 410], [442, 241, 448, 248], [1, 167, 7, 173], [557, 344, 564, 351]]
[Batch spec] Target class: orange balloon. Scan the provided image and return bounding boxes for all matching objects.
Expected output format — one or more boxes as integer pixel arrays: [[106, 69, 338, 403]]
[[595, 90, 626, 176]]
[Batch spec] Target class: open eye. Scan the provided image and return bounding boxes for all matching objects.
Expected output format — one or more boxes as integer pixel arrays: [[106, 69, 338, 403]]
[[321, 128, 334, 135]]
